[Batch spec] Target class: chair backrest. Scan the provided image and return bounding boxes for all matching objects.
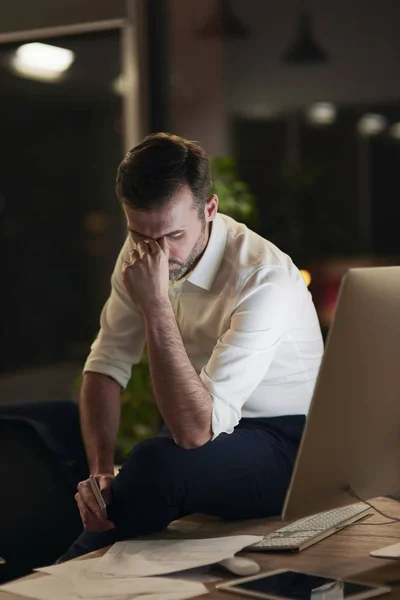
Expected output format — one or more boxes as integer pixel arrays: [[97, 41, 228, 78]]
[[0, 404, 87, 572]]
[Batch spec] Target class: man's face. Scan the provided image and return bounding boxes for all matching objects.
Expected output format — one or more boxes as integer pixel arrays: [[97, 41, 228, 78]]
[[123, 185, 217, 281]]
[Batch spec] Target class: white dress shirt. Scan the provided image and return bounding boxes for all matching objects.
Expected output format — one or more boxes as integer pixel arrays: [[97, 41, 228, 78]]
[[84, 213, 324, 440]]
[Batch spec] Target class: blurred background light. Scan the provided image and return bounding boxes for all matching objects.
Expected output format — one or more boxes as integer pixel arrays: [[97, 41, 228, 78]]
[[112, 74, 126, 96], [306, 102, 336, 125], [389, 122, 400, 140], [357, 113, 387, 136], [11, 42, 74, 82], [300, 270, 312, 287]]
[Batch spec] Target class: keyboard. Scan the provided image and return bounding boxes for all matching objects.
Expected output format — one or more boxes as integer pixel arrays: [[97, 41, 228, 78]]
[[246, 503, 371, 552]]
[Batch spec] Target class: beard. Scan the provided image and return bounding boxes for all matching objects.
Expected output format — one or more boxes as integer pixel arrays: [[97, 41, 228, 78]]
[[168, 219, 207, 281]]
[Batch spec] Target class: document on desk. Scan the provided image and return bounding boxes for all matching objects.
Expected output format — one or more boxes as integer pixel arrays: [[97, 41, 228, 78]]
[[0, 573, 208, 600], [93, 535, 262, 577], [36, 558, 218, 584], [36, 557, 103, 578], [71, 574, 208, 598]]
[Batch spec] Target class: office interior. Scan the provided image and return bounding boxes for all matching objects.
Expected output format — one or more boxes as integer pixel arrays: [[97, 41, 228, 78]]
[[1, 0, 400, 589]]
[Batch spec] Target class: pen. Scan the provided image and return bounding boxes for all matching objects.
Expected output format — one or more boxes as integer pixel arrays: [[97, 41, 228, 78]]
[[89, 474, 108, 519]]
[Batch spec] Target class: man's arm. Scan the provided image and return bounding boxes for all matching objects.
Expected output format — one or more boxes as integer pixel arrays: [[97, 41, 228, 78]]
[[144, 298, 212, 449], [121, 239, 308, 450], [79, 371, 121, 475], [80, 235, 146, 474], [74, 372, 121, 531], [75, 237, 145, 532]]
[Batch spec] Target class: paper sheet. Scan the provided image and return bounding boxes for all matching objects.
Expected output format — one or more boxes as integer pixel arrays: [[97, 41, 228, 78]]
[[71, 574, 208, 597], [36, 558, 103, 578], [1, 575, 99, 600], [94, 535, 262, 577], [36, 559, 218, 584], [1, 574, 208, 600]]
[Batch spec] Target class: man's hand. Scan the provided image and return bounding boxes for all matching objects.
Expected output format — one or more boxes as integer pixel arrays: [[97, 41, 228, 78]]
[[122, 240, 169, 311], [75, 474, 115, 533]]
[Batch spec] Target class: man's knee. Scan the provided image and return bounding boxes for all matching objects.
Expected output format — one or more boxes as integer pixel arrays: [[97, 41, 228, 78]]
[[113, 436, 181, 497], [109, 437, 184, 536]]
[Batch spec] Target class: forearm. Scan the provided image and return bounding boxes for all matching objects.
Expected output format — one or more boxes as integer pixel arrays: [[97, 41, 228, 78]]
[[145, 299, 212, 449], [79, 372, 121, 474]]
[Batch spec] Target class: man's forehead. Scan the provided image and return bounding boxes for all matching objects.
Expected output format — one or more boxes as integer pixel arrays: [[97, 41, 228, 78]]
[[128, 225, 185, 238], [124, 196, 197, 236], [127, 209, 186, 234]]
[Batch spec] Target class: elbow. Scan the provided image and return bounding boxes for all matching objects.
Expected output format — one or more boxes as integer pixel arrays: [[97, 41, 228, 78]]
[[174, 427, 213, 450]]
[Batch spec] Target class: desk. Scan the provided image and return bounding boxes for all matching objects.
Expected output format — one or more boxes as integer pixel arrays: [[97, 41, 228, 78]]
[[1, 497, 400, 600]]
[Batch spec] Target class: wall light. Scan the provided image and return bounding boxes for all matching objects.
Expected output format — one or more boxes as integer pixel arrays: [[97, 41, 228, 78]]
[[357, 114, 387, 136], [306, 102, 336, 125], [11, 42, 74, 82], [389, 123, 400, 140]]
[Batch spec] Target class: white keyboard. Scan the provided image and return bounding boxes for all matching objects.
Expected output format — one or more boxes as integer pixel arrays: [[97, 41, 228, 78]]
[[247, 503, 370, 552]]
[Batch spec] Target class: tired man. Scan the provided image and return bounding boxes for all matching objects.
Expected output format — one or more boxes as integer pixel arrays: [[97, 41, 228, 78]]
[[60, 132, 324, 561]]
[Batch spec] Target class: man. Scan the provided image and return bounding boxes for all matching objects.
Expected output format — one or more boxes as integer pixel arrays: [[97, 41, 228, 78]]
[[61, 132, 324, 561]]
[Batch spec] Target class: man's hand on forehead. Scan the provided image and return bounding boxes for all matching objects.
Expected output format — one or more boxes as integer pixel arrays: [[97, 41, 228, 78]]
[[121, 239, 170, 312], [132, 238, 157, 257]]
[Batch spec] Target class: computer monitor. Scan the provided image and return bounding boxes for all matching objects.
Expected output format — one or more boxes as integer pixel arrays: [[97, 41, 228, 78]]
[[282, 266, 400, 524]]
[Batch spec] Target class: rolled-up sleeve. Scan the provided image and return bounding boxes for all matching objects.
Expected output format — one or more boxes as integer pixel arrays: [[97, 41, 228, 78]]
[[199, 267, 291, 439], [83, 237, 145, 389]]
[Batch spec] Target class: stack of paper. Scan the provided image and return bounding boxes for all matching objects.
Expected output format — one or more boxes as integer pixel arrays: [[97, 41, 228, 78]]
[[0, 535, 262, 600], [92, 535, 262, 577]]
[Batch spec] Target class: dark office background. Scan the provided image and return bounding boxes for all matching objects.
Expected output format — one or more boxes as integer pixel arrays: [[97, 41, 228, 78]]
[[0, 0, 399, 383]]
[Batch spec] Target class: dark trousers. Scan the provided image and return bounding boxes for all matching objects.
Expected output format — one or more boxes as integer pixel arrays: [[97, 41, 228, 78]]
[[59, 415, 305, 561]]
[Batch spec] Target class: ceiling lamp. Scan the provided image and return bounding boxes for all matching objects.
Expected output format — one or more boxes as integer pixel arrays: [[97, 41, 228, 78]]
[[357, 114, 387, 136], [306, 102, 336, 125], [11, 42, 74, 82], [283, 7, 328, 65], [198, 0, 249, 38], [389, 123, 400, 140]]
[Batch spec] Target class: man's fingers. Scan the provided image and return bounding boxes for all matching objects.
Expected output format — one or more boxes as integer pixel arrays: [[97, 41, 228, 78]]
[[75, 493, 115, 532], [75, 492, 91, 525], [121, 260, 132, 276], [77, 480, 104, 520], [145, 238, 168, 260], [145, 239, 158, 254], [129, 240, 166, 260], [129, 248, 140, 262], [135, 241, 149, 258]]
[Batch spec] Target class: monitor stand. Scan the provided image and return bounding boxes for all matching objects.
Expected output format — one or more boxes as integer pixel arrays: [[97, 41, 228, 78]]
[[370, 542, 400, 559]]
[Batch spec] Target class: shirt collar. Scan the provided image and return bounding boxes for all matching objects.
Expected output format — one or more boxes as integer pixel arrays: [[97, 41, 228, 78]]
[[187, 213, 227, 291]]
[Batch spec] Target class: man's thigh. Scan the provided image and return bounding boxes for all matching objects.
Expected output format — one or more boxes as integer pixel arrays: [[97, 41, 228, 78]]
[[177, 421, 300, 519], [114, 417, 302, 521]]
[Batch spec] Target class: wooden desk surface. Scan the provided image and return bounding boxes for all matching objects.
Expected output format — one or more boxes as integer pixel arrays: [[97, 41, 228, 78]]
[[1, 497, 400, 600]]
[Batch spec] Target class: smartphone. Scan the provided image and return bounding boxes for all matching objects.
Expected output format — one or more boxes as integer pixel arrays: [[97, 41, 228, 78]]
[[89, 475, 108, 519], [217, 569, 390, 600]]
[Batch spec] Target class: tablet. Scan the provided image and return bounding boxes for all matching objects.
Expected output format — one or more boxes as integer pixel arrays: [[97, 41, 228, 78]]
[[216, 569, 391, 600]]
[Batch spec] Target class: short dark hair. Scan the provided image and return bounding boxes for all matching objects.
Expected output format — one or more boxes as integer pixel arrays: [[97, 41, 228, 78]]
[[115, 132, 212, 215]]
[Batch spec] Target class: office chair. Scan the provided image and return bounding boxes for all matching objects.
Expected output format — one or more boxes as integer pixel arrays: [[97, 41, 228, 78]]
[[0, 401, 88, 582]]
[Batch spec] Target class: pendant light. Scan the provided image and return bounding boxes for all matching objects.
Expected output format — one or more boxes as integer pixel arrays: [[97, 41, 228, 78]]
[[282, 4, 328, 65]]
